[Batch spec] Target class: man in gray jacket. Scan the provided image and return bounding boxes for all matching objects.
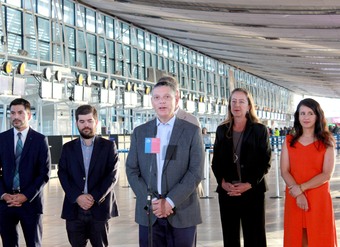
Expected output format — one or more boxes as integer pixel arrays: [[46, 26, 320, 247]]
[[126, 79, 204, 247]]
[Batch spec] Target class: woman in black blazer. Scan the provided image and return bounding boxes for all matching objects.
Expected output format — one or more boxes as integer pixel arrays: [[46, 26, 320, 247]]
[[212, 88, 272, 247]]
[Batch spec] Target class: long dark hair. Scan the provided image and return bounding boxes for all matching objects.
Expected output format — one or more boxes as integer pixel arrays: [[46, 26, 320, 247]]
[[222, 88, 259, 138], [290, 98, 334, 148]]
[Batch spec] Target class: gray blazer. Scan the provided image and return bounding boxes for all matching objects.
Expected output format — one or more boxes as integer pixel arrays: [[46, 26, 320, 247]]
[[126, 117, 204, 228], [176, 108, 200, 127]]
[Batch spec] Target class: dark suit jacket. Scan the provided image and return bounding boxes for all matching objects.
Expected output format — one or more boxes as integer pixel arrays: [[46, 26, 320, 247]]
[[212, 121, 271, 194], [0, 128, 51, 213], [126, 118, 204, 228], [58, 136, 119, 221]]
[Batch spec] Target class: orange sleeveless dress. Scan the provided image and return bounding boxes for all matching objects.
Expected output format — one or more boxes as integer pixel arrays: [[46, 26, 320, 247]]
[[284, 135, 338, 247]]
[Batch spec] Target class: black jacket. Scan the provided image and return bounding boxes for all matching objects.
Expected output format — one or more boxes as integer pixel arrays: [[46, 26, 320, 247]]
[[212, 121, 271, 194]]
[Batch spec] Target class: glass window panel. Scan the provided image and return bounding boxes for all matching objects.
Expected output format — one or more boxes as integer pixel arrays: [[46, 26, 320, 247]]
[[77, 51, 87, 68], [38, 0, 50, 17], [173, 45, 179, 60], [158, 57, 164, 70], [11, 0, 21, 8], [109, 58, 115, 74], [24, 13, 35, 37], [130, 28, 137, 46], [150, 35, 157, 53], [7, 8, 22, 34], [132, 65, 138, 78], [39, 41, 50, 61], [145, 34, 150, 51], [25, 37, 36, 58], [123, 62, 130, 76], [169, 60, 175, 74], [87, 34, 96, 54], [68, 49, 75, 66], [137, 29, 144, 49], [8, 34, 22, 55], [116, 61, 123, 74], [97, 14, 104, 35], [52, 0, 62, 19], [168, 43, 173, 59], [107, 40, 114, 59], [132, 48, 138, 63], [77, 30, 86, 49], [105, 16, 114, 39], [139, 66, 145, 80], [86, 9, 96, 32], [122, 23, 130, 44], [145, 52, 151, 68], [117, 43, 123, 60], [157, 39, 163, 55], [99, 56, 106, 73], [139, 50, 145, 67], [66, 27, 75, 49], [38, 17, 50, 42], [89, 54, 97, 70], [23, 0, 36, 10], [99, 37, 105, 55], [163, 40, 168, 57], [52, 22, 62, 42], [115, 20, 121, 41], [76, 5, 85, 28], [152, 54, 157, 67], [124, 45, 131, 63], [52, 44, 62, 63], [63, 0, 75, 25]]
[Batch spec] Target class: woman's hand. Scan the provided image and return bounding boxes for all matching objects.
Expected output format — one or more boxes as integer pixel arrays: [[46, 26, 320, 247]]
[[296, 193, 309, 211], [288, 184, 303, 198], [221, 179, 251, 196]]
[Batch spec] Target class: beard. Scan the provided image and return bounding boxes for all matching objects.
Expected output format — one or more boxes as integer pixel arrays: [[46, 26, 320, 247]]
[[12, 119, 24, 129], [79, 128, 95, 139]]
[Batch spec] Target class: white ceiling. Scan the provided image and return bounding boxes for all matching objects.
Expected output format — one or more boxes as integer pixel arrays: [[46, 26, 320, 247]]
[[79, 0, 340, 98]]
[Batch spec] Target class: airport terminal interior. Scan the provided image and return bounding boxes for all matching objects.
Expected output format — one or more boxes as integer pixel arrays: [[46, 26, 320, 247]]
[[0, 0, 340, 246]]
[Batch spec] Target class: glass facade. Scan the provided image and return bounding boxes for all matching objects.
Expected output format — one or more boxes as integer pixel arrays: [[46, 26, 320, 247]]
[[0, 0, 293, 135]]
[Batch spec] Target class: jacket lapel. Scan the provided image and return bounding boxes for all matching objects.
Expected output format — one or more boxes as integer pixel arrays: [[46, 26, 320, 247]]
[[20, 128, 33, 161], [74, 139, 85, 174]]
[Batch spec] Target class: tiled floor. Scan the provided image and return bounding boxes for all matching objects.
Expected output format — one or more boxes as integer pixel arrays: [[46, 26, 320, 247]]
[[17, 151, 340, 246]]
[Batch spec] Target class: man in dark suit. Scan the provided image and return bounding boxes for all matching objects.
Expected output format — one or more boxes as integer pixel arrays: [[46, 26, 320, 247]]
[[58, 104, 119, 247], [0, 98, 51, 247], [126, 79, 204, 247]]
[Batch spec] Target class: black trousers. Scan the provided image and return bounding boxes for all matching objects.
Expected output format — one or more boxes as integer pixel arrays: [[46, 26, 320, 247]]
[[139, 218, 197, 247], [0, 206, 42, 247], [66, 209, 109, 247], [218, 191, 267, 247]]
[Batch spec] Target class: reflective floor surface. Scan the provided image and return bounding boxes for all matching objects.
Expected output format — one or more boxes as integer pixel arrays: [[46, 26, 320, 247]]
[[17, 152, 340, 246]]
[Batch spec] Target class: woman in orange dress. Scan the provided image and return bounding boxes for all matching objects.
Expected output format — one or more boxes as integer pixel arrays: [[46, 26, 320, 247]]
[[281, 98, 337, 247]]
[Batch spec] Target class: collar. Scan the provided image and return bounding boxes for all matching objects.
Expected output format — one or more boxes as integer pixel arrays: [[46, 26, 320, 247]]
[[14, 127, 29, 138], [156, 115, 176, 127], [80, 136, 96, 147]]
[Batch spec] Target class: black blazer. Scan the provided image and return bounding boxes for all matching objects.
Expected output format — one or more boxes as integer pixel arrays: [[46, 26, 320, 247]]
[[212, 121, 271, 194], [0, 128, 51, 213], [58, 136, 119, 221]]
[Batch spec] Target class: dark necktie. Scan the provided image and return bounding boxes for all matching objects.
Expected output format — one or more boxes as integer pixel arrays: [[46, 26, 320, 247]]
[[13, 132, 23, 190]]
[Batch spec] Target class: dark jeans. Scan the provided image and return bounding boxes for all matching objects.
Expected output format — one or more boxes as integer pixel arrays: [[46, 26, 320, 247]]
[[66, 209, 109, 247]]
